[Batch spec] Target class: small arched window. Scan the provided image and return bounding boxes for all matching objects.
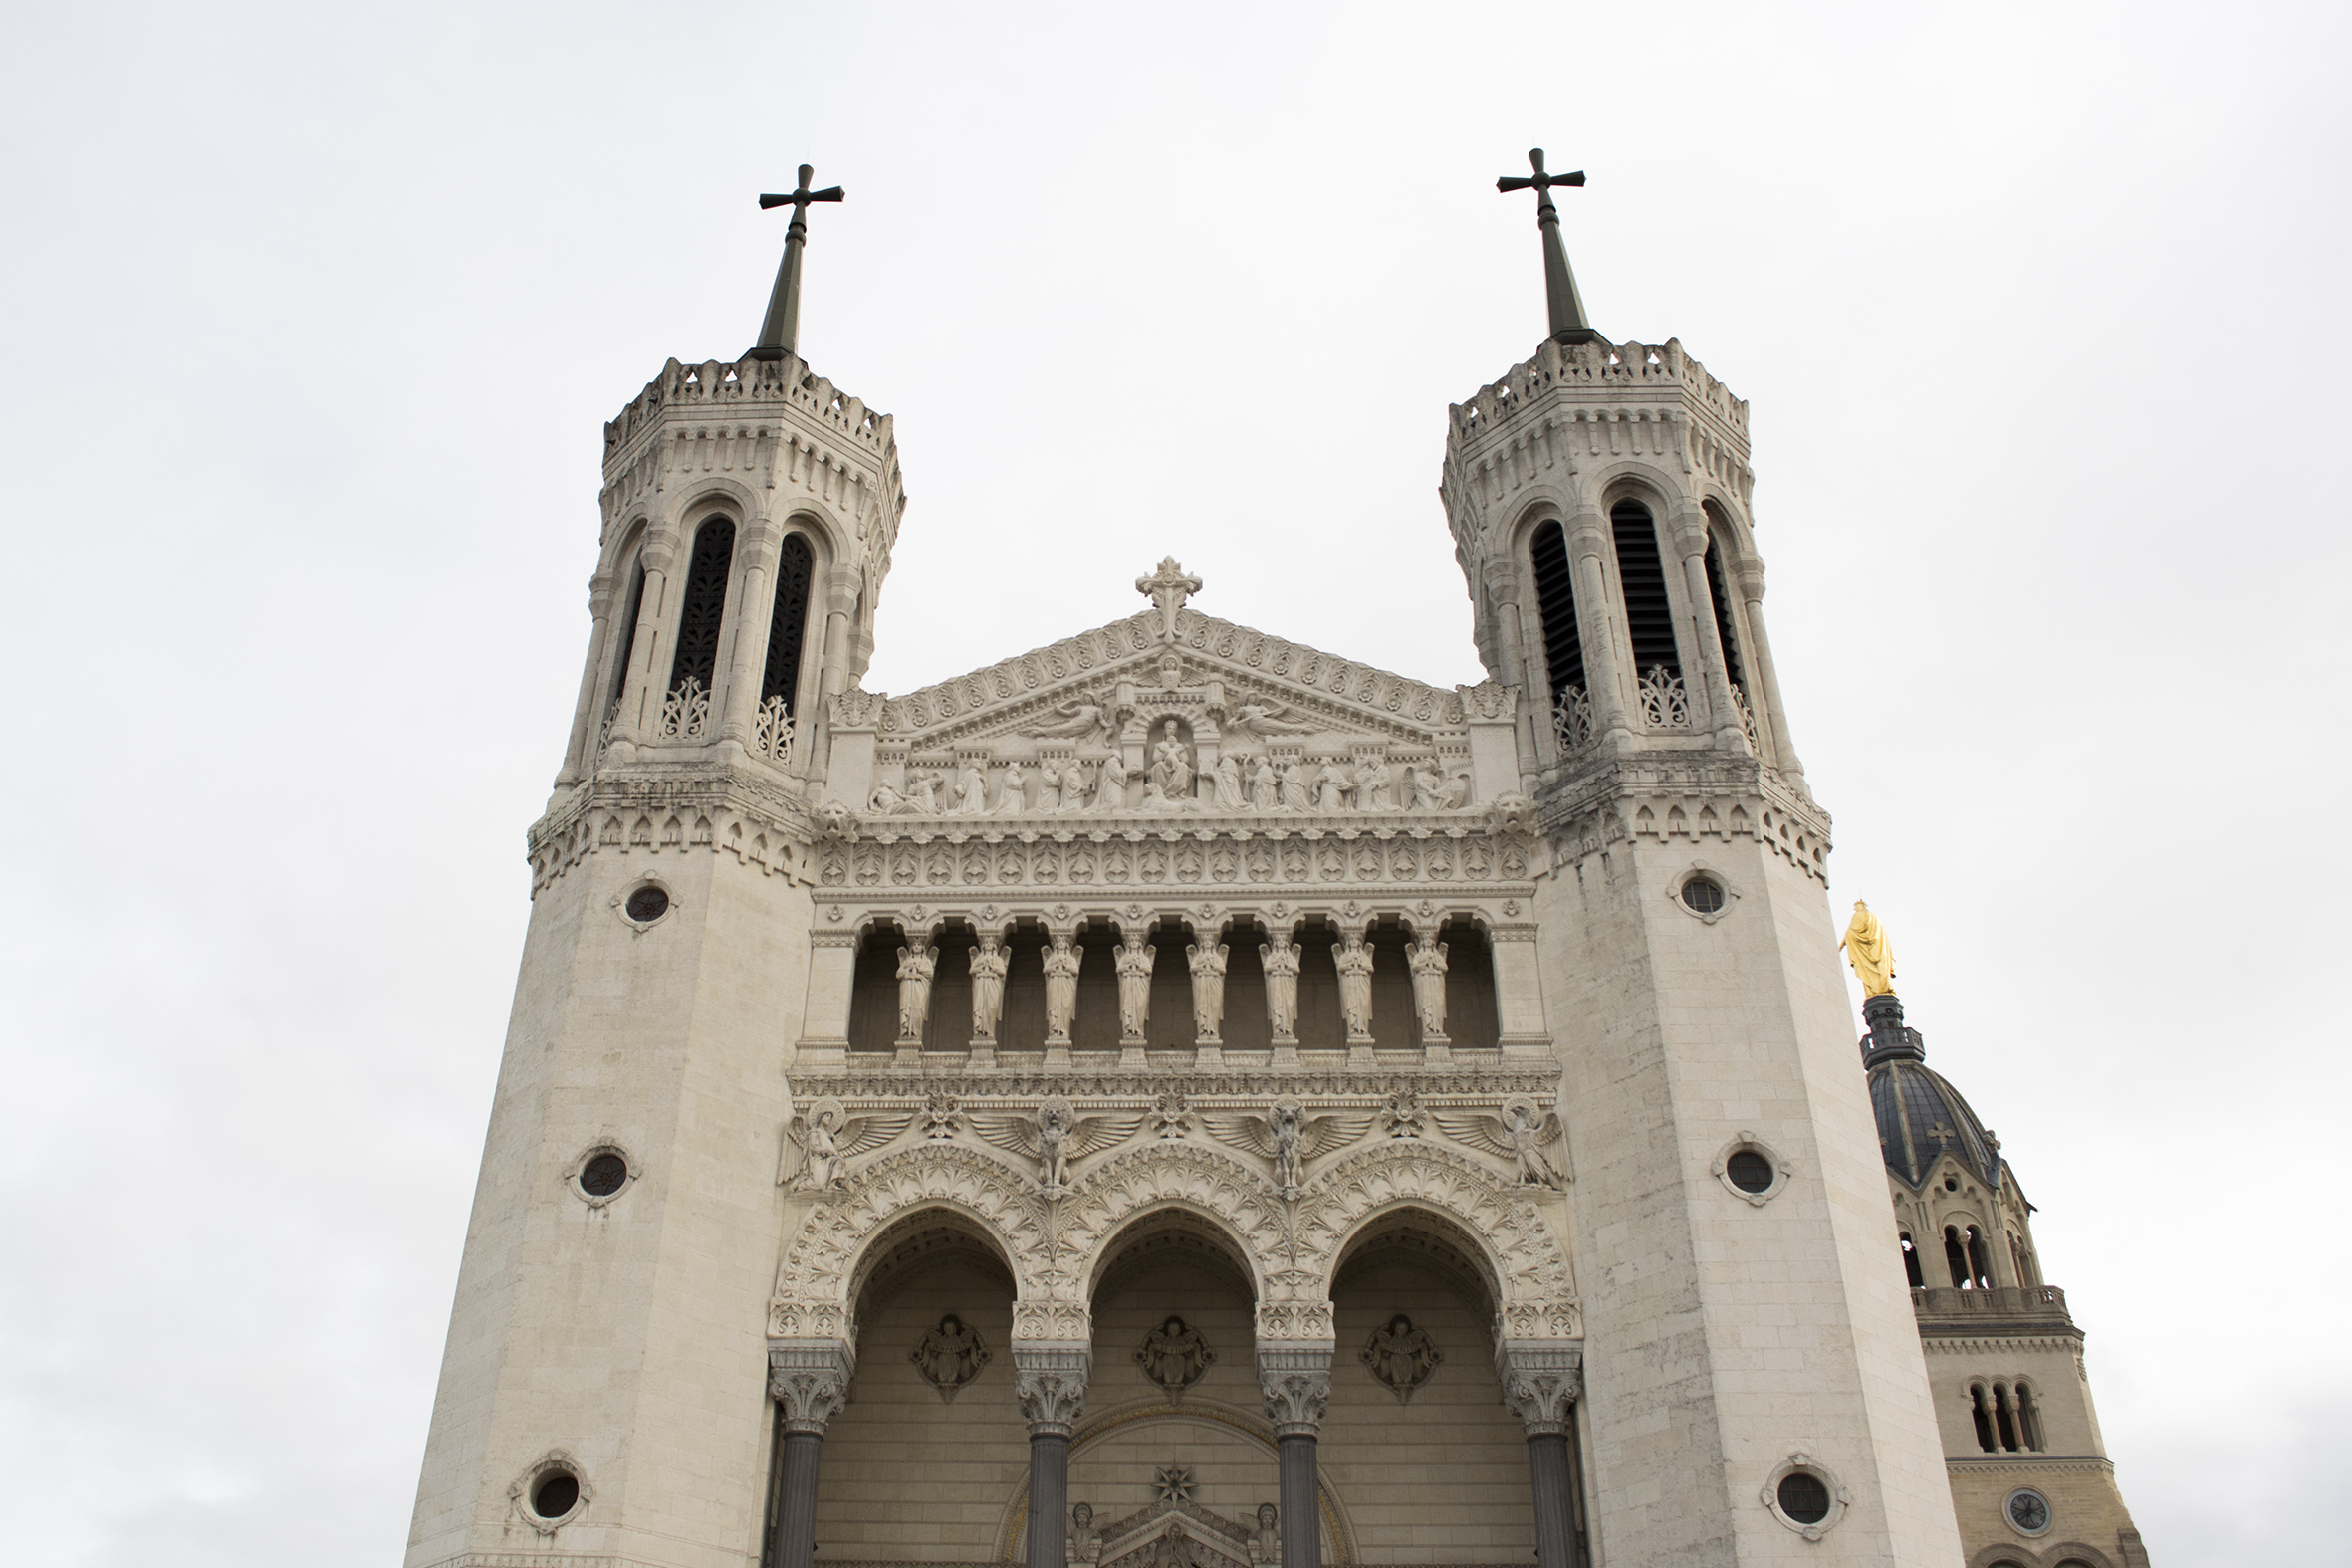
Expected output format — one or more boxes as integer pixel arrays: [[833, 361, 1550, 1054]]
[[1944, 1226, 1972, 1288], [666, 518, 738, 699], [1529, 521, 1589, 745], [1966, 1225, 1996, 1289], [1969, 1384, 1998, 1453], [1899, 1231, 1925, 1289], [763, 533, 817, 715], [2015, 1382, 2044, 1452]]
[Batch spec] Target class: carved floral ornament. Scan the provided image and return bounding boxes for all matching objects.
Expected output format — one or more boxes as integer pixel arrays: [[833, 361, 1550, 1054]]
[[768, 1134, 1578, 1347]]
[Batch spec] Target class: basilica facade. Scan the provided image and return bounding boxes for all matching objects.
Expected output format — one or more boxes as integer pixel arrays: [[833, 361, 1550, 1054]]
[[404, 174, 2143, 1568]]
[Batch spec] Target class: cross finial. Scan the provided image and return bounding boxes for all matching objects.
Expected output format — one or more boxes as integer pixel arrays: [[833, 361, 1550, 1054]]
[[747, 164, 845, 362], [1135, 557, 1203, 643], [1497, 149, 1601, 345]]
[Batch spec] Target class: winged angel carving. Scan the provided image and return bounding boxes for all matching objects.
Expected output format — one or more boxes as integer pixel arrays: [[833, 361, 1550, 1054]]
[[975, 1095, 1143, 1192], [781, 1097, 914, 1191], [1206, 1098, 1370, 1199], [1432, 1096, 1567, 1189]]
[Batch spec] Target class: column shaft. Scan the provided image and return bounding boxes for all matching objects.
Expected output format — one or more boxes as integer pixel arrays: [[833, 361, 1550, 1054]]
[[1527, 1431, 1576, 1568], [611, 549, 675, 743], [1027, 1433, 1069, 1568], [718, 525, 780, 747], [1737, 570, 1805, 780], [554, 576, 614, 785], [768, 1430, 823, 1568], [1279, 1434, 1318, 1568], [1565, 511, 1632, 738]]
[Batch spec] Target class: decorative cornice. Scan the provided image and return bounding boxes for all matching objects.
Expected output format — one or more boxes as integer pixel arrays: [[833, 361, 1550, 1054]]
[[527, 768, 823, 895], [1535, 752, 1831, 884]]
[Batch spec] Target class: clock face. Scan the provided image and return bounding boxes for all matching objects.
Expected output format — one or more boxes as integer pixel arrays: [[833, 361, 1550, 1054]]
[[2006, 1490, 2051, 1533]]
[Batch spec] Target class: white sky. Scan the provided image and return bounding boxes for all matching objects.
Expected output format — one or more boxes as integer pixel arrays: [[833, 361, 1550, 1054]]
[[2, 3, 2345, 1563]]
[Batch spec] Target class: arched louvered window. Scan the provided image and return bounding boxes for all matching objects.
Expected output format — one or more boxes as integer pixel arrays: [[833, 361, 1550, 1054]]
[[606, 557, 645, 713], [1612, 501, 1685, 728], [753, 533, 816, 763], [1702, 535, 1746, 689], [1529, 520, 1591, 748], [659, 517, 735, 741]]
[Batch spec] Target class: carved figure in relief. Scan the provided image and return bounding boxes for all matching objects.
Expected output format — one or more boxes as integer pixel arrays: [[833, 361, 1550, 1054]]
[[1090, 751, 1131, 813], [781, 1098, 911, 1189], [866, 782, 910, 815], [1250, 1504, 1280, 1565], [1150, 1522, 1196, 1568], [1407, 763, 1446, 811], [1407, 932, 1449, 1038], [909, 1313, 990, 1400], [1042, 935, 1081, 1043], [1211, 753, 1245, 810], [992, 762, 1027, 815], [1442, 770, 1473, 809], [1029, 691, 1116, 748], [1435, 1096, 1567, 1188], [1150, 720, 1195, 799], [969, 933, 1009, 1043], [1355, 760, 1396, 811], [905, 773, 942, 814], [1068, 1503, 1101, 1567], [1314, 762, 1354, 812], [1245, 755, 1279, 811], [1114, 929, 1156, 1042], [1260, 929, 1300, 1040], [1334, 933, 1375, 1039], [1134, 1314, 1216, 1396], [1208, 1098, 1368, 1197], [1838, 899, 1896, 997], [1188, 940, 1229, 1039], [1359, 1314, 1442, 1401], [1221, 698, 1318, 743], [1058, 759, 1091, 813], [949, 764, 988, 815], [1034, 767, 1062, 814], [895, 936, 937, 1042], [1278, 761, 1311, 812], [976, 1095, 1140, 1191]]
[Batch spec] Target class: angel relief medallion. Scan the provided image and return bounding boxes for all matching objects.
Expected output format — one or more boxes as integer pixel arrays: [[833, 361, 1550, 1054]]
[[1432, 1096, 1567, 1189], [1359, 1314, 1442, 1403], [1206, 1099, 1370, 1200], [1134, 1315, 1215, 1399], [909, 1313, 991, 1402], [975, 1095, 1143, 1193], [781, 1097, 913, 1192]]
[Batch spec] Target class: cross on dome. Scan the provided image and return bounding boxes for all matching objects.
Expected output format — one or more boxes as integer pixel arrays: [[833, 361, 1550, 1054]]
[[1136, 557, 1203, 643]]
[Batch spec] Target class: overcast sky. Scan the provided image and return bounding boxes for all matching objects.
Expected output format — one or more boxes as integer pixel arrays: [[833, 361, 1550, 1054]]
[[1, 3, 2344, 1563]]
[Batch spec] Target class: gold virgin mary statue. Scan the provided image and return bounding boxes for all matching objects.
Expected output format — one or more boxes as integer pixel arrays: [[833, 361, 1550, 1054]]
[[1838, 900, 1896, 997]]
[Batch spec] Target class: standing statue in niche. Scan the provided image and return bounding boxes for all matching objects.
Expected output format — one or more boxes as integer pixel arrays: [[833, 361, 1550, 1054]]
[[1334, 933, 1375, 1040], [949, 763, 988, 815], [895, 935, 937, 1043], [1359, 1314, 1443, 1402], [969, 932, 1009, 1045], [1114, 928, 1156, 1043], [1249, 1504, 1280, 1566], [992, 762, 1027, 815], [908, 1313, 991, 1401], [1314, 761, 1354, 812], [1068, 1503, 1101, 1567], [1838, 899, 1896, 997], [1090, 751, 1131, 813], [1211, 752, 1245, 810], [1188, 939, 1229, 1041], [1134, 1314, 1216, 1397], [1042, 934, 1082, 1044], [1278, 760, 1311, 811], [1260, 929, 1300, 1041], [1150, 720, 1195, 800], [1245, 754, 1279, 811], [1406, 931, 1449, 1039]]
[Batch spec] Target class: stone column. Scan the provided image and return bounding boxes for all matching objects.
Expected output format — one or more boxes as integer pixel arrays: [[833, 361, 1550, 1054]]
[[1258, 1345, 1332, 1568], [1735, 560, 1806, 784], [1667, 504, 1745, 751], [1498, 1343, 1585, 1568], [1482, 557, 1543, 786], [1016, 1348, 1090, 1568], [716, 520, 782, 755], [554, 568, 616, 787], [806, 566, 861, 784], [1563, 507, 1633, 743], [607, 532, 678, 751], [766, 1341, 853, 1568]]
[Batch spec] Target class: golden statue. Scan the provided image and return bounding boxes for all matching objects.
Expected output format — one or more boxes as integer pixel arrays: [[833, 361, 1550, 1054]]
[[1837, 900, 1896, 997]]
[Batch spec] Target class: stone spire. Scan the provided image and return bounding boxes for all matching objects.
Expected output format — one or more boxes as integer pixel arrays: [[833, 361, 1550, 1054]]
[[748, 164, 844, 362], [1496, 149, 1602, 345]]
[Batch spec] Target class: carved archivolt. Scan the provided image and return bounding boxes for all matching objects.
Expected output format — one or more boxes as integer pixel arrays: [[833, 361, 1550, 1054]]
[[1058, 1143, 1289, 1304]]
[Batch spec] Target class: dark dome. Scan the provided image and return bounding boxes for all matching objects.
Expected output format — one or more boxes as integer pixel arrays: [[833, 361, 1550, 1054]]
[[1859, 994, 2003, 1192]]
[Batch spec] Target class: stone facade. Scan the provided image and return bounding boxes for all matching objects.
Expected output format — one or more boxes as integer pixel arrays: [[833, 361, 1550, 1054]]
[[403, 287, 2136, 1567]]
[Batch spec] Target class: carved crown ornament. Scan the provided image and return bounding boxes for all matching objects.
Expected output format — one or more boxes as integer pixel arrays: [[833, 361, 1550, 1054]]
[[765, 1098, 1583, 1349]]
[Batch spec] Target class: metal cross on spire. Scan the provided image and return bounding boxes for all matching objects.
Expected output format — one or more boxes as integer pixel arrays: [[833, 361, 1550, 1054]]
[[1496, 149, 1602, 345], [747, 164, 844, 362]]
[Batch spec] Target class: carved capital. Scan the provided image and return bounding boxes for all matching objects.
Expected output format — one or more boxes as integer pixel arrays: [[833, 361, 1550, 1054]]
[[1256, 1344, 1334, 1437], [1495, 1341, 1583, 1437], [767, 1339, 854, 1435], [1013, 1347, 1091, 1438]]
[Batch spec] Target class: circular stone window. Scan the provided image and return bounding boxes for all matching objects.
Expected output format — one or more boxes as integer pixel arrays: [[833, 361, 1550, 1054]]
[[2005, 1488, 2052, 1535], [1726, 1149, 1774, 1194], [624, 885, 670, 923], [1776, 1471, 1831, 1525], [1681, 877, 1726, 915], [532, 1470, 581, 1520], [580, 1152, 629, 1198]]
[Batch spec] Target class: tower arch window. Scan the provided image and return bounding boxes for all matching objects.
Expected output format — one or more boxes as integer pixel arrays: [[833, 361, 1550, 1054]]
[[1943, 1225, 1973, 1288], [1969, 1384, 1999, 1453], [1899, 1231, 1925, 1289], [1966, 1225, 1995, 1289], [605, 555, 645, 726], [756, 532, 817, 763], [660, 517, 736, 741], [1529, 520, 1591, 748], [1611, 500, 1686, 728]]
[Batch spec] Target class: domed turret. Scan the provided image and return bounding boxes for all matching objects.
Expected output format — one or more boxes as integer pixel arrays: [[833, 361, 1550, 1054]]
[[1862, 993, 2003, 1192]]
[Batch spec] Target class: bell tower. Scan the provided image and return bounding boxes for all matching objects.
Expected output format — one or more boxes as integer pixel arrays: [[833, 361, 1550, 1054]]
[[405, 170, 903, 1568], [1440, 151, 1967, 1562]]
